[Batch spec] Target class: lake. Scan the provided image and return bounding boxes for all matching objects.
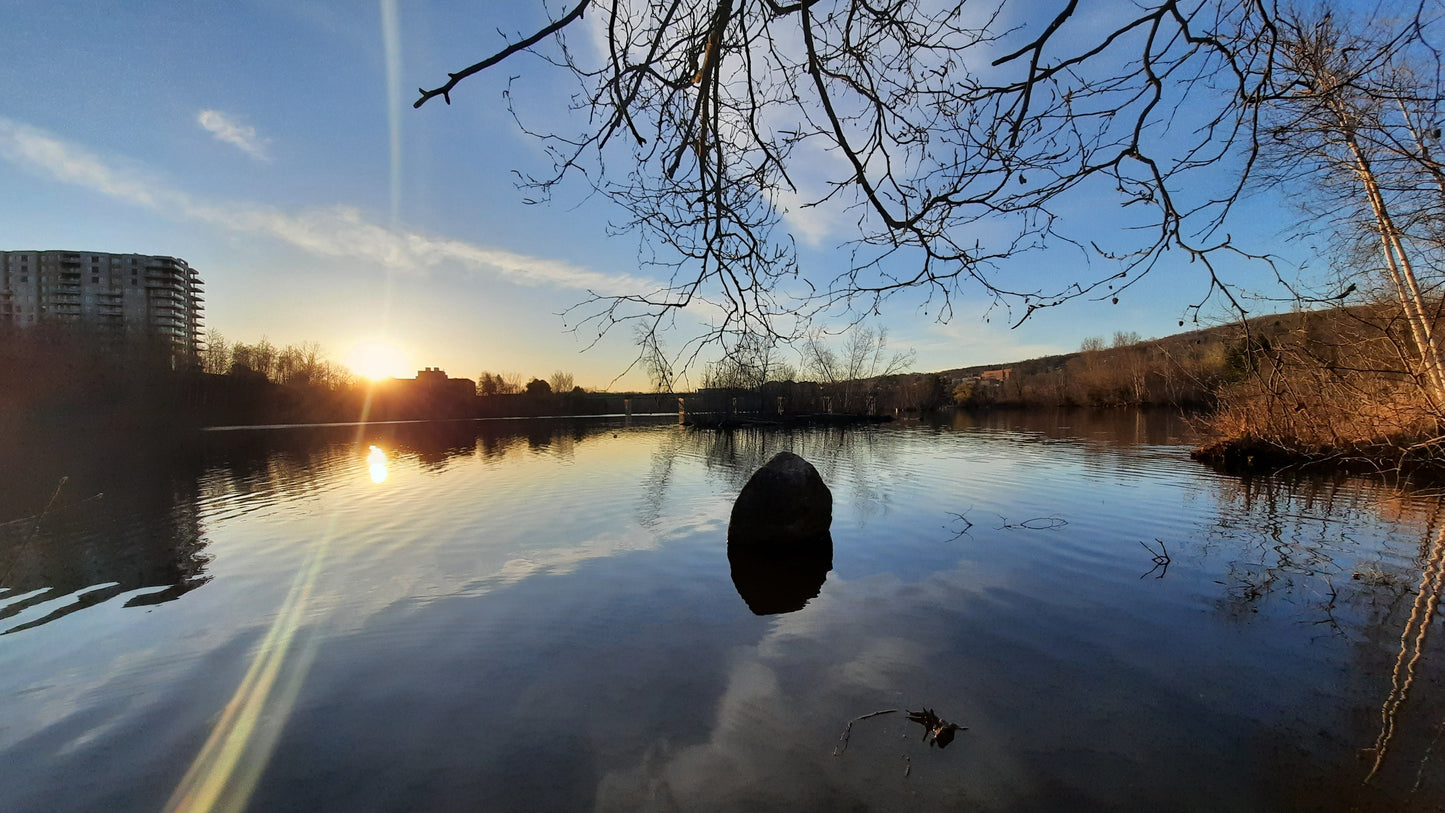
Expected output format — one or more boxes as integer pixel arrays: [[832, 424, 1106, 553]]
[[2, 411, 1444, 811]]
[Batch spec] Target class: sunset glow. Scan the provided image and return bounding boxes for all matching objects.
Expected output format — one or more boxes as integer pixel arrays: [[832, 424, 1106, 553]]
[[345, 341, 411, 381]]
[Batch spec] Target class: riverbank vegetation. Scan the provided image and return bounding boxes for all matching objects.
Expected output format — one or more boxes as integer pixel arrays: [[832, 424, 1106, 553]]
[[1192, 8, 1445, 474], [1195, 303, 1445, 474]]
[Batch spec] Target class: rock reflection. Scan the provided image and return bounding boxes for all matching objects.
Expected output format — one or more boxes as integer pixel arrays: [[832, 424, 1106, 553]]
[[727, 535, 833, 615]]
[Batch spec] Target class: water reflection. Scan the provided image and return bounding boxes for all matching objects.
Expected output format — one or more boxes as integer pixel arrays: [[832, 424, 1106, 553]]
[[0, 435, 210, 634], [727, 534, 833, 615], [9, 412, 1445, 810], [367, 445, 388, 484], [0, 418, 667, 636], [1363, 524, 1445, 789], [953, 406, 1200, 446], [1194, 462, 1445, 806]]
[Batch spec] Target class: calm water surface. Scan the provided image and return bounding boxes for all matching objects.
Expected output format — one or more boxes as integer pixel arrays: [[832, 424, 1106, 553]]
[[3, 411, 1445, 811]]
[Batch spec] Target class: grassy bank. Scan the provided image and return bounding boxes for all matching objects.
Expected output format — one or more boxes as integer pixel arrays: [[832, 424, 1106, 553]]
[[1187, 303, 1445, 477]]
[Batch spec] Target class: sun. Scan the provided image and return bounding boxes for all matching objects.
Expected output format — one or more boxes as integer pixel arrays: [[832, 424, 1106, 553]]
[[345, 340, 411, 381]]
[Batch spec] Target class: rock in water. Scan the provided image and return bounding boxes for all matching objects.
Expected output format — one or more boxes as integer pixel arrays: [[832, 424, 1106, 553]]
[[728, 452, 833, 548]]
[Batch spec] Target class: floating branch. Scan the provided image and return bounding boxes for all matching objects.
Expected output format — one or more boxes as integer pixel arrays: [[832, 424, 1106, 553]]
[[29, 476, 68, 540], [998, 515, 1069, 531], [907, 707, 965, 749], [834, 708, 900, 757], [1, 477, 71, 587], [945, 510, 975, 540], [1139, 538, 1171, 579], [834, 706, 967, 760]]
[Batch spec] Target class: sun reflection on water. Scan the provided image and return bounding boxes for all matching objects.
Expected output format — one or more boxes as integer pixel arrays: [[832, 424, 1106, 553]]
[[367, 445, 388, 484]]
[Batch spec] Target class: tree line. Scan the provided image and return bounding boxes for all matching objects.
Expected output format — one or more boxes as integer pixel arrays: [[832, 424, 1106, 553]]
[[947, 330, 1223, 410], [477, 370, 585, 398], [202, 330, 356, 390], [417, 1, 1445, 468]]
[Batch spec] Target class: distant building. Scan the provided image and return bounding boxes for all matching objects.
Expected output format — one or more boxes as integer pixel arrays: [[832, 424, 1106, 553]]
[[980, 368, 1012, 382], [411, 367, 477, 399], [0, 250, 205, 366]]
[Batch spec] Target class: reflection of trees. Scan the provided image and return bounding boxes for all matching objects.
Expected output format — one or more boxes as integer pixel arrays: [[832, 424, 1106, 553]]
[[201, 417, 633, 481], [959, 407, 1196, 448], [0, 436, 210, 634], [1364, 524, 1445, 784], [637, 431, 681, 530], [1201, 467, 1445, 798], [1204, 471, 1441, 622], [650, 425, 905, 529], [1, 417, 664, 635]]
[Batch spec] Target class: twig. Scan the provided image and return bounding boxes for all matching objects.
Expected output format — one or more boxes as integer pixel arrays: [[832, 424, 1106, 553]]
[[1139, 538, 1171, 579], [997, 515, 1068, 531], [2, 477, 69, 588], [834, 706, 967, 757], [414, 0, 591, 108], [29, 476, 68, 541], [834, 708, 901, 756], [945, 509, 974, 539]]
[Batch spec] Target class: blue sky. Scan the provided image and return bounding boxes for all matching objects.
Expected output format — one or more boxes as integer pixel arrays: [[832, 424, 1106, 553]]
[[0, 1, 1344, 389]]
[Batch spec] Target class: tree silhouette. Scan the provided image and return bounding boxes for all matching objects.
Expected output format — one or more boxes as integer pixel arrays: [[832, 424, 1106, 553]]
[[416, 1, 1437, 372]]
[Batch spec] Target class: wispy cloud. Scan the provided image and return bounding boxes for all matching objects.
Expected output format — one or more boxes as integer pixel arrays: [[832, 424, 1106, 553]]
[[197, 109, 272, 161], [0, 117, 652, 295]]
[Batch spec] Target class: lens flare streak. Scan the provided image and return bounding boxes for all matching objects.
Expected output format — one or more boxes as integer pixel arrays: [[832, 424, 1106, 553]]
[[164, 528, 335, 813]]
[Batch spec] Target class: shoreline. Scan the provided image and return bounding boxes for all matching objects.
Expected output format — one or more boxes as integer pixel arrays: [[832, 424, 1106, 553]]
[[1190, 435, 1445, 481]]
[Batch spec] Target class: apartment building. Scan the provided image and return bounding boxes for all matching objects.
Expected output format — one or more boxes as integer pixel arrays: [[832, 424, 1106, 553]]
[[0, 250, 205, 366]]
